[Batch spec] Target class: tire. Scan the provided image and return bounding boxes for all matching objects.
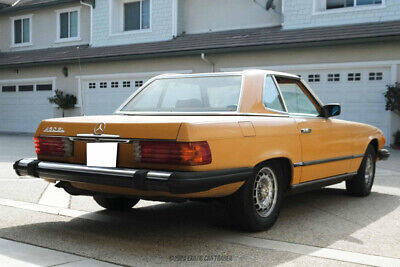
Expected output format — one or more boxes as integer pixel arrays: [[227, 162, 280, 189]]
[[225, 161, 286, 231], [93, 196, 140, 211], [346, 145, 376, 197]]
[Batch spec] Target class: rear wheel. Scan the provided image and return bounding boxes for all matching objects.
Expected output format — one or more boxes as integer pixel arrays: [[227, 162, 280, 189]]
[[346, 145, 376, 197], [226, 162, 286, 231], [93, 196, 140, 211]]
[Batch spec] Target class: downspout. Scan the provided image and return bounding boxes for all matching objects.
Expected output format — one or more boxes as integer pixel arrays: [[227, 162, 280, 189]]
[[80, 0, 93, 46], [201, 53, 215, 72]]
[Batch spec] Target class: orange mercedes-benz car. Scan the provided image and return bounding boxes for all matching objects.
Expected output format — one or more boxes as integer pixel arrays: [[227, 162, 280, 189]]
[[14, 70, 389, 231]]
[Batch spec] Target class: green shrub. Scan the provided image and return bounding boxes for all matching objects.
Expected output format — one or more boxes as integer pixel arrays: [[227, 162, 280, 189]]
[[48, 90, 77, 117], [394, 131, 400, 147], [384, 82, 400, 115]]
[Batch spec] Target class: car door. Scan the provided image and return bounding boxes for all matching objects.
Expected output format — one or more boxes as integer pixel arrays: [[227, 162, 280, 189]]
[[275, 76, 353, 183]]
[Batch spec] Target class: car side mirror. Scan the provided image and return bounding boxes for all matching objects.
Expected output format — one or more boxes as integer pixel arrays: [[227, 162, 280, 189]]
[[322, 104, 341, 118]]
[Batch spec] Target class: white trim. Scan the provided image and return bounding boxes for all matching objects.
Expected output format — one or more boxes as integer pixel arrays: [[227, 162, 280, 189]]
[[10, 14, 33, 48], [221, 60, 400, 72], [390, 64, 398, 84], [75, 70, 192, 80], [172, 0, 178, 37], [55, 6, 81, 43], [313, 0, 386, 15]]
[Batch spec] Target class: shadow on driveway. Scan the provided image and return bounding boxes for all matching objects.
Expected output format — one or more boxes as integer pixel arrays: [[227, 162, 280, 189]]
[[0, 187, 399, 266]]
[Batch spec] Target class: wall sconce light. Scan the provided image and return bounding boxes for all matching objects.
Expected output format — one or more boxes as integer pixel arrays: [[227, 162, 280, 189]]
[[62, 66, 68, 77]]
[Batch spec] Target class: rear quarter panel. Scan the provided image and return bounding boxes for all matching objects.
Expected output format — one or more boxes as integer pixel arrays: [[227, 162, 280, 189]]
[[177, 116, 302, 184]]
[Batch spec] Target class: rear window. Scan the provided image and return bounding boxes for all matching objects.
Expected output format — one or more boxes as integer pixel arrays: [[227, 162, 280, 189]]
[[120, 76, 242, 112]]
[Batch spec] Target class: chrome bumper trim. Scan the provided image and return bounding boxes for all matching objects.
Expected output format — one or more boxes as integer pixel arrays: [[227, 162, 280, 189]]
[[17, 159, 172, 180]]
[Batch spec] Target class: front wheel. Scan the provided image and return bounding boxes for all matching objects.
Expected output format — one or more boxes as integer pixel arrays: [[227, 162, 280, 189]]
[[93, 196, 140, 211], [226, 162, 286, 231], [346, 145, 376, 197]]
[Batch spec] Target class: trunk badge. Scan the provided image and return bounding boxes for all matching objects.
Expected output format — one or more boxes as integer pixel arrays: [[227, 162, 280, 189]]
[[94, 122, 106, 135]]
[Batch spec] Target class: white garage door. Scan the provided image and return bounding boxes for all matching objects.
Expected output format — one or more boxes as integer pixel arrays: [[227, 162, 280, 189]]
[[293, 67, 391, 142], [83, 77, 150, 115], [0, 83, 53, 133]]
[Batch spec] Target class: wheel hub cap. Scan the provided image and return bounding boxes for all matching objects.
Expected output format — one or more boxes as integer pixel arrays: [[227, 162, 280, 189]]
[[253, 167, 278, 217]]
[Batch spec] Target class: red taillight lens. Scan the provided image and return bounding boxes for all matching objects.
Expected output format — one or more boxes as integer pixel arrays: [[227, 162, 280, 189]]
[[134, 141, 212, 166], [34, 136, 73, 157]]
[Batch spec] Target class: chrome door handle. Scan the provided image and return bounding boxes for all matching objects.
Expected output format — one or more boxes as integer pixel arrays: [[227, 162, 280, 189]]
[[301, 128, 312, 134]]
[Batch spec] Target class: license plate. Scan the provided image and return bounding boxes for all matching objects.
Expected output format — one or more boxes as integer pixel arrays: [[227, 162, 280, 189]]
[[86, 143, 118, 167]]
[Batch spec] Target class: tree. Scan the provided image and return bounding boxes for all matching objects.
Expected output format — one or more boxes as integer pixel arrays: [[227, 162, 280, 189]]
[[384, 82, 400, 115], [48, 90, 77, 117]]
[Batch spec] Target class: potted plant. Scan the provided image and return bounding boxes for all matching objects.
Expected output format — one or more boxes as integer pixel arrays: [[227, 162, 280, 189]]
[[384, 83, 400, 148], [393, 131, 400, 150], [48, 89, 77, 117]]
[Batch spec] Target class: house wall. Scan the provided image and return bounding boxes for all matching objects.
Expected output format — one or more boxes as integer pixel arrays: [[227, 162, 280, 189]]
[[283, 0, 400, 29], [179, 0, 282, 34], [91, 0, 175, 47], [0, 3, 91, 52], [1, 41, 398, 117]]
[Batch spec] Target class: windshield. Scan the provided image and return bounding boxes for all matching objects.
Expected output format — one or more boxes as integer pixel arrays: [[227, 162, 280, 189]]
[[120, 75, 242, 112]]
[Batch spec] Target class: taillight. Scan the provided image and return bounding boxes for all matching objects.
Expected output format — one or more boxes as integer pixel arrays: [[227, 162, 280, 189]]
[[34, 136, 73, 157], [134, 141, 212, 166]]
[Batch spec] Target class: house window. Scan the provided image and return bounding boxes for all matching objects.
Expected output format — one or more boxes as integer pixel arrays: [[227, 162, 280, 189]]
[[100, 82, 107, 88], [88, 82, 96, 89], [369, 72, 383, 81], [58, 8, 79, 40], [19, 85, 34, 92], [2, 86, 16, 92], [348, 73, 361, 81], [328, 73, 340, 82], [135, 80, 144, 87], [12, 16, 31, 45], [123, 81, 131, 87], [37, 84, 53, 91], [111, 81, 119, 88], [326, 0, 382, 10], [308, 74, 320, 82], [124, 0, 150, 31]]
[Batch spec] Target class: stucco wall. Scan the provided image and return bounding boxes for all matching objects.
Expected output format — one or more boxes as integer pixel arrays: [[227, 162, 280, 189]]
[[283, 0, 400, 29], [180, 0, 282, 34], [91, 0, 174, 47], [0, 41, 399, 136], [0, 3, 91, 52]]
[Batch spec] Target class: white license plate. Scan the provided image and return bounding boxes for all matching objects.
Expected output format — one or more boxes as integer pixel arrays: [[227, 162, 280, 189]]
[[86, 143, 118, 167]]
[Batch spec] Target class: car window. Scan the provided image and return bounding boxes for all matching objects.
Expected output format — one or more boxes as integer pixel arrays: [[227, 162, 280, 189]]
[[263, 76, 285, 112], [276, 78, 320, 116], [121, 76, 242, 112]]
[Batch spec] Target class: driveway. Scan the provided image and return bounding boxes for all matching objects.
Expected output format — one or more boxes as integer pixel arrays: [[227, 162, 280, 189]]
[[0, 133, 399, 266]]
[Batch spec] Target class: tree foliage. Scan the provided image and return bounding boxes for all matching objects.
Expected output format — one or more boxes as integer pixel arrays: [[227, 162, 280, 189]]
[[48, 90, 77, 117], [384, 82, 400, 115]]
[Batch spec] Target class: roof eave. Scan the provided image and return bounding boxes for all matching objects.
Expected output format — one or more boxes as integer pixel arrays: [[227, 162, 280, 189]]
[[0, 0, 81, 15], [1, 35, 399, 69]]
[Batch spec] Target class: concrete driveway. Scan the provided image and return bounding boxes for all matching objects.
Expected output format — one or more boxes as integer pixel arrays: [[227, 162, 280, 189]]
[[0, 133, 399, 266]]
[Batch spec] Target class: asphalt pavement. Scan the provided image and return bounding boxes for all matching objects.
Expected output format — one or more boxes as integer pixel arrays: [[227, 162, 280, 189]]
[[0, 133, 399, 266]]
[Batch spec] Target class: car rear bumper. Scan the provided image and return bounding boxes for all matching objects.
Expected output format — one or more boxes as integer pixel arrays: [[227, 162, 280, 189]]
[[378, 149, 390, 161], [13, 158, 252, 194]]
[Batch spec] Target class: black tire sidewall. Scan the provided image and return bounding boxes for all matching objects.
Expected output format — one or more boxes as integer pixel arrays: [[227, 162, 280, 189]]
[[229, 161, 285, 231], [346, 145, 376, 196]]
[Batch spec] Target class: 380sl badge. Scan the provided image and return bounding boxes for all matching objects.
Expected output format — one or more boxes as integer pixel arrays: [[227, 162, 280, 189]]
[[43, 127, 65, 133]]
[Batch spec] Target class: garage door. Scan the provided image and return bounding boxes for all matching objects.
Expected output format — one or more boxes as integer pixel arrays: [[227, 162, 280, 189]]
[[83, 77, 150, 115], [293, 67, 391, 142], [0, 83, 53, 133]]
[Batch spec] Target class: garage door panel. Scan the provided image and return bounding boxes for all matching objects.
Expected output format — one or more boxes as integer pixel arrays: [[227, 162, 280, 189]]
[[0, 89, 53, 133], [83, 77, 149, 116]]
